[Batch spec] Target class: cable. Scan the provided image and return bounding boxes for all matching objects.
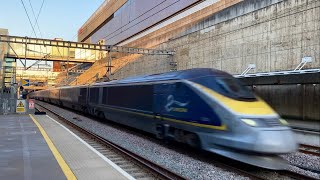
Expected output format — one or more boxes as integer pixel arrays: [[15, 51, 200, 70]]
[[25, 0, 48, 69], [28, 0, 43, 37], [20, 0, 37, 38], [35, 0, 45, 27], [20, 0, 39, 70], [71, 33, 78, 41]]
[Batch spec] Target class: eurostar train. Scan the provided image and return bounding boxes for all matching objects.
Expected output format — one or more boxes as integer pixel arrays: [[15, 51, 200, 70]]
[[30, 68, 297, 169]]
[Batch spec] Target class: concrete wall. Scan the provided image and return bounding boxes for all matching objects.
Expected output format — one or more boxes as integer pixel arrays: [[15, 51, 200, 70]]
[[73, 0, 242, 85], [108, 0, 319, 120], [112, 0, 319, 79], [252, 84, 320, 120]]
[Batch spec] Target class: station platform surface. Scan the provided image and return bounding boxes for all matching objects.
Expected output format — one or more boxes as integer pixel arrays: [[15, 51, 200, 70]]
[[0, 114, 133, 180], [0, 115, 65, 180]]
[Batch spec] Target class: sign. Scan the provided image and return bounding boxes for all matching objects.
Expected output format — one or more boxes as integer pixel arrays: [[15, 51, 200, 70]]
[[29, 99, 35, 109], [16, 100, 26, 113], [22, 79, 30, 86]]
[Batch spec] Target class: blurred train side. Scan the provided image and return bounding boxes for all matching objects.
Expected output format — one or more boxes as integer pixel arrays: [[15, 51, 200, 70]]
[[31, 83, 162, 134]]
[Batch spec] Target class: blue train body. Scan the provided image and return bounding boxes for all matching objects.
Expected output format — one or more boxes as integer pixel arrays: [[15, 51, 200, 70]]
[[30, 68, 298, 169]]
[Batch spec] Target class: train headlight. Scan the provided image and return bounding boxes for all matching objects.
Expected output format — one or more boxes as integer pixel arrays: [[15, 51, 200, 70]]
[[241, 118, 268, 127], [279, 118, 289, 125], [241, 119, 257, 126]]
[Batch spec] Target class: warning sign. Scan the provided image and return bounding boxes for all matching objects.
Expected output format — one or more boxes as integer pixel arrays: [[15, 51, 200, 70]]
[[29, 99, 35, 109], [16, 100, 26, 113]]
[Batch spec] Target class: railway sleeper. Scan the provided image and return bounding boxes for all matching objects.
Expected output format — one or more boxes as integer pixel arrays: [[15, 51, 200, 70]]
[[119, 164, 136, 169], [125, 169, 142, 174]]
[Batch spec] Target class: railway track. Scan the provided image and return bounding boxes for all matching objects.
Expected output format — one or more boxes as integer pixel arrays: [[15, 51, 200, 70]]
[[292, 127, 320, 156], [35, 102, 319, 180], [35, 104, 185, 180], [299, 144, 320, 157], [292, 127, 320, 135]]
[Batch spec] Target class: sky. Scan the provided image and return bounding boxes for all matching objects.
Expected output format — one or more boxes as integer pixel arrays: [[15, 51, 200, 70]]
[[0, 0, 105, 41]]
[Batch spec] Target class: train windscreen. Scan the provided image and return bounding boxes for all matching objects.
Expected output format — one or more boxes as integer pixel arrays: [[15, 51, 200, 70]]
[[191, 76, 256, 101]]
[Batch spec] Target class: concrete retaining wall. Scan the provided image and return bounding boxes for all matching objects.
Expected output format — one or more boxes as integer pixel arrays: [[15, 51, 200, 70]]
[[252, 84, 320, 120], [113, 0, 319, 79], [109, 0, 319, 120]]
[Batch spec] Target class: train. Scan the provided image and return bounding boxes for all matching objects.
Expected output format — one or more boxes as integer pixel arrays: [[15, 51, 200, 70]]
[[30, 68, 298, 169]]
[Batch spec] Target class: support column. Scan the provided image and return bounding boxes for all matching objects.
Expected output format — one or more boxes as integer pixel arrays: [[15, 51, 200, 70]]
[[66, 46, 70, 85], [24, 37, 27, 70], [108, 51, 112, 76]]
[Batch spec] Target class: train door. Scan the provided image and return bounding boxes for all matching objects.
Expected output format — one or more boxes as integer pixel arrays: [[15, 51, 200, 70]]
[[153, 83, 175, 116], [79, 87, 87, 105], [153, 82, 175, 138], [161, 82, 193, 121]]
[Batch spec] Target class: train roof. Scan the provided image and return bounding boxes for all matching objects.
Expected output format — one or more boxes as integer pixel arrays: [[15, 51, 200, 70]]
[[94, 68, 230, 86]]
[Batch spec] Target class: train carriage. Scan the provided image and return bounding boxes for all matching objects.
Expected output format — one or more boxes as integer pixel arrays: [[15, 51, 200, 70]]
[[30, 68, 297, 169], [48, 88, 60, 105], [59, 86, 84, 111]]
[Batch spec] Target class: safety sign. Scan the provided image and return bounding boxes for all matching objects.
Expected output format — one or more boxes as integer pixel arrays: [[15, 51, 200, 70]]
[[29, 99, 35, 109], [16, 100, 26, 113]]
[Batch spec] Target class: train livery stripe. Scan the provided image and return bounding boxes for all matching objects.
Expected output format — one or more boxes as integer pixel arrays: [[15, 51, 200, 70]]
[[160, 116, 227, 130], [191, 83, 276, 116], [29, 114, 77, 180], [104, 106, 227, 130], [103, 105, 154, 118]]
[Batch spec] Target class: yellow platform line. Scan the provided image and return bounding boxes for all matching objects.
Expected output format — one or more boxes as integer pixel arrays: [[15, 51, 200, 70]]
[[29, 114, 77, 180]]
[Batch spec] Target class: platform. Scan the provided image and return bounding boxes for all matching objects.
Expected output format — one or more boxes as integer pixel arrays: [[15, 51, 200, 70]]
[[0, 115, 65, 180], [0, 114, 134, 180]]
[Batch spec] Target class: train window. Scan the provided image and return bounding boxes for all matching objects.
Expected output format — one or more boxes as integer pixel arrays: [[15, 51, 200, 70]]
[[191, 76, 256, 101], [89, 88, 100, 104], [80, 88, 87, 97], [175, 82, 190, 96], [61, 89, 66, 97], [102, 87, 108, 104], [216, 78, 242, 94], [108, 85, 153, 111], [216, 77, 256, 100], [79, 88, 87, 104]]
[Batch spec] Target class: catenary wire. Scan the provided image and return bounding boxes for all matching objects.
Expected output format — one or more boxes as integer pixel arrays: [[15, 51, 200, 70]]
[[20, 0, 38, 38]]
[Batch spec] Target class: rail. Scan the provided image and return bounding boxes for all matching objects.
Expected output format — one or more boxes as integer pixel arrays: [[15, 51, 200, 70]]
[[35, 103, 185, 180], [299, 144, 320, 157], [35, 101, 319, 180], [292, 126, 320, 135]]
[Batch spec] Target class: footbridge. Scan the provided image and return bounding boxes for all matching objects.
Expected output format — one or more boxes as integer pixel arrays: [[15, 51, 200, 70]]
[[0, 35, 175, 89], [0, 35, 174, 66]]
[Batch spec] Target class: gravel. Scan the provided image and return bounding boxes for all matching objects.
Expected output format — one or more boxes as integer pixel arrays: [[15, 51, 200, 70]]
[[37, 101, 320, 179], [287, 165, 320, 179], [37, 101, 248, 180], [283, 152, 320, 171], [282, 152, 320, 179]]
